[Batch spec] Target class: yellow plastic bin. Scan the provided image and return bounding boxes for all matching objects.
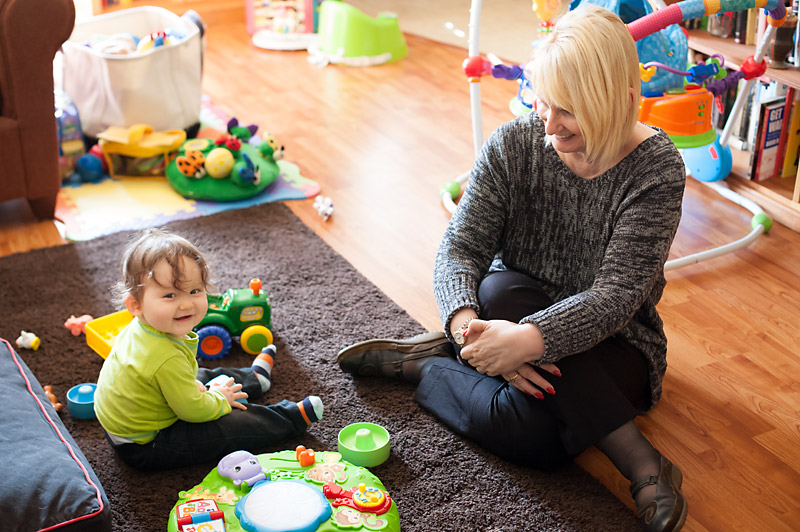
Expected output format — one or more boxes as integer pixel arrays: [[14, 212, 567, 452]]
[[97, 124, 186, 179], [85, 310, 134, 359]]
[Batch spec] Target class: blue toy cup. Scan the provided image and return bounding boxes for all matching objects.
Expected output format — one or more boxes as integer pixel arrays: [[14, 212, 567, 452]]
[[67, 383, 97, 419]]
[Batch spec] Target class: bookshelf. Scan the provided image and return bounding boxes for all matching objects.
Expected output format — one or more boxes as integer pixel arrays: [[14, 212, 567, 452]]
[[687, 29, 800, 232]]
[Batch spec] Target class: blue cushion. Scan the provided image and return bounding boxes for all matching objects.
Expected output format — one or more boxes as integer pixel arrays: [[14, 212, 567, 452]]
[[0, 338, 111, 532]]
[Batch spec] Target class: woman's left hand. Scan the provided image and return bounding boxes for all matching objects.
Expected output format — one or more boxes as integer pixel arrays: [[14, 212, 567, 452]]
[[459, 319, 542, 376], [503, 362, 561, 398]]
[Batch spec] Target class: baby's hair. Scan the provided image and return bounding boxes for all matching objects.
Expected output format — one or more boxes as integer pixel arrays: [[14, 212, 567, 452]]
[[113, 228, 214, 308]]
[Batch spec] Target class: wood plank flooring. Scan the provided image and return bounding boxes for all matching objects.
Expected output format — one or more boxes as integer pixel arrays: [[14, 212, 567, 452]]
[[2, 4, 799, 530]]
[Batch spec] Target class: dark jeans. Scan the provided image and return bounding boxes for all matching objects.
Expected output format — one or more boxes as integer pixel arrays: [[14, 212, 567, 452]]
[[415, 270, 650, 470], [108, 366, 309, 470]]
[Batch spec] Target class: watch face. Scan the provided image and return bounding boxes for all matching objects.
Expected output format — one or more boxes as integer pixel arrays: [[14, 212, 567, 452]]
[[454, 329, 465, 346]]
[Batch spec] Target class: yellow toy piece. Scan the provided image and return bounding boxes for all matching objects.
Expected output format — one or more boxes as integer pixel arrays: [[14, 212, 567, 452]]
[[85, 310, 134, 359], [205, 147, 236, 178], [97, 124, 186, 179]]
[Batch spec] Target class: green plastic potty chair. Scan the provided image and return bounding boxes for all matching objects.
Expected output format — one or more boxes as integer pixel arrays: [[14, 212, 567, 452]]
[[312, 0, 408, 66]]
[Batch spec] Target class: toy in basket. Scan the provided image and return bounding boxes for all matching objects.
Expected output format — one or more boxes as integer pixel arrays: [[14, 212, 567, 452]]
[[97, 124, 186, 178], [61, 6, 204, 138], [168, 447, 400, 532], [85, 278, 274, 360], [166, 118, 282, 201]]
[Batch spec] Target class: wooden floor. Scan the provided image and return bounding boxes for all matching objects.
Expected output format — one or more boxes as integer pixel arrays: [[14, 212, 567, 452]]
[[3, 3, 800, 530]]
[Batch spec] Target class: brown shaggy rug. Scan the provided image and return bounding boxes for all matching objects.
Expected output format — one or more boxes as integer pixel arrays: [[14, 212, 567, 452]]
[[0, 203, 639, 531]]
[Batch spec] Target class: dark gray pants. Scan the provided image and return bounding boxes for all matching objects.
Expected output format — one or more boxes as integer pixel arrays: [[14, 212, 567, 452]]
[[108, 366, 308, 470], [415, 270, 650, 470]]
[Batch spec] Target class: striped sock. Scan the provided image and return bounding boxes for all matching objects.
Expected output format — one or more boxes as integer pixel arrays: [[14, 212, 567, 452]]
[[252, 344, 276, 392], [297, 396, 324, 426]]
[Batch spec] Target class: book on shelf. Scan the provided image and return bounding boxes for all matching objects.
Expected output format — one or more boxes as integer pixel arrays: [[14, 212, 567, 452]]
[[775, 87, 796, 177], [745, 7, 758, 45], [724, 78, 753, 151], [781, 90, 800, 178], [749, 96, 786, 181], [747, 81, 788, 152]]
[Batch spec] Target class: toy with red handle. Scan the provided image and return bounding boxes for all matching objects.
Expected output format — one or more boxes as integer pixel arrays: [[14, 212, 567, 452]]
[[627, 0, 785, 42]]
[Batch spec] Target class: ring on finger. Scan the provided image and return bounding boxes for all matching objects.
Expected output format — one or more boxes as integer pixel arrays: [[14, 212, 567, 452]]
[[508, 372, 520, 383]]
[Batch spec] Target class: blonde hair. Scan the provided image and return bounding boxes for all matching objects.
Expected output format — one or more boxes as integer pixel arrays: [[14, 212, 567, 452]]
[[527, 4, 640, 170], [113, 228, 213, 307]]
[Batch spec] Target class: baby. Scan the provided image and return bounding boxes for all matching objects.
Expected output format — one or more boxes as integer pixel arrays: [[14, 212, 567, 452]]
[[94, 228, 323, 470]]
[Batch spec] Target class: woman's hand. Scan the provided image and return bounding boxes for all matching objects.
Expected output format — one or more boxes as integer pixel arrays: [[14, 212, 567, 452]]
[[459, 319, 544, 376], [210, 377, 249, 411], [503, 363, 561, 399]]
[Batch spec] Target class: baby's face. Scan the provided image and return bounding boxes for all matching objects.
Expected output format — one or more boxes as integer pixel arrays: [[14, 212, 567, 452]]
[[134, 257, 208, 337]]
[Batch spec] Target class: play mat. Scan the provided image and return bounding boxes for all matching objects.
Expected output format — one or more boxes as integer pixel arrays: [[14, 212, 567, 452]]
[[168, 448, 400, 532], [55, 98, 320, 241]]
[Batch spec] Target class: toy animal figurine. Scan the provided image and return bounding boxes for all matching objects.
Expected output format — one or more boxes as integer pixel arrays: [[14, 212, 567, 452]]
[[214, 133, 242, 152], [43, 385, 63, 412], [176, 150, 207, 179], [227, 117, 259, 140], [64, 314, 94, 336], [16, 331, 40, 350], [258, 134, 285, 162], [217, 450, 269, 489], [234, 152, 261, 185], [313, 196, 334, 221]]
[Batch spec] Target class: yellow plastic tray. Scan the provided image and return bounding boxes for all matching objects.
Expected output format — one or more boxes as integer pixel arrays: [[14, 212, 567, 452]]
[[85, 310, 134, 359]]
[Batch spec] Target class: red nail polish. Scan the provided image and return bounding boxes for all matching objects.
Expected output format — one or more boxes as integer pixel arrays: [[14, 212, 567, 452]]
[[546, 387, 555, 395], [553, 370, 562, 377], [534, 392, 544, 399]]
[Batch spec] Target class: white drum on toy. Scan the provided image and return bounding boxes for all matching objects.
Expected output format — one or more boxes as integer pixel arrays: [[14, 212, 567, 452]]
[[61, 6, 204, 138]]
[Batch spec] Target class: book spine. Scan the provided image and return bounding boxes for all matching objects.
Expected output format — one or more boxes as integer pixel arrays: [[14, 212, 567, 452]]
[[753, 101, 785, 181], [781, 91, 800, 177], [746, 7, 758, 45], [775, 87, 796, 178], [747, 82, 768, 151], [749, 100, 766, 179]]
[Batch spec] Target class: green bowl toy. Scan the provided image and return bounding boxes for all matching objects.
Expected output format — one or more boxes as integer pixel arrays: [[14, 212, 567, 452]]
[[337, 423, 390, 468]]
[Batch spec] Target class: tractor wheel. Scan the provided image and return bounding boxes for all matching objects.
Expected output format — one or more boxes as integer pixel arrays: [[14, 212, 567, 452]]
[[240, 325, 273, 355], [196, 325, 232, 359]]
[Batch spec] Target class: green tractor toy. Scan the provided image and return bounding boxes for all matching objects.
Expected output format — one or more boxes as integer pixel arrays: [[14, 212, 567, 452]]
[[196, 278, 273, 359]]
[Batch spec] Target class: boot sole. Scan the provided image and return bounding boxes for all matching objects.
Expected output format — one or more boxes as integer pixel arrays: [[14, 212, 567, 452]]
[[336, 331, 448, 364], [666, 463, 688, 532]]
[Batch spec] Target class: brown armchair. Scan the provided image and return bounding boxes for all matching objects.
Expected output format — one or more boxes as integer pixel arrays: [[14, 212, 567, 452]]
[[0, 0, 75, 219]]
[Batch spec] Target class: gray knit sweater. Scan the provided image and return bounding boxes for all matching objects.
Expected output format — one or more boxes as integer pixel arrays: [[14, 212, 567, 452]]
[[434, 112, 686, 410]]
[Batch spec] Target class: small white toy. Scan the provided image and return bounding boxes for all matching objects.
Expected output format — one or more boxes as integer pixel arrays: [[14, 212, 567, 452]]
[[313, 195, 334, 221], [16, 331, 41, 351]]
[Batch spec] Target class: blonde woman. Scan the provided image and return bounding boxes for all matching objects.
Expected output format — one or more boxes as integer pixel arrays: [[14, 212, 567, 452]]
[[339, 5, 687, 531]]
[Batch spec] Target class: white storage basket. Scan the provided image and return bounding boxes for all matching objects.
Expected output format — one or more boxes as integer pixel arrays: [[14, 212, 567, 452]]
[[61, 6, 203, 138]]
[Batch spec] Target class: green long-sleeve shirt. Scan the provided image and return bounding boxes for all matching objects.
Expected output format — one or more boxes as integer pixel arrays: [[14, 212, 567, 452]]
[[94, 317, 231, 443], [434, 112, 686, 410]]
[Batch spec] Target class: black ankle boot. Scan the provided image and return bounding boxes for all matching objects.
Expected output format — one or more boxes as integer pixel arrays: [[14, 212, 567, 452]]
[[630, 456, 687, 532]]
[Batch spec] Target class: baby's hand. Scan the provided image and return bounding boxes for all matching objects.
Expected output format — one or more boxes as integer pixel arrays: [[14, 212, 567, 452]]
[[196, 380, 207, 394], [210, 377, 249, 411]]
